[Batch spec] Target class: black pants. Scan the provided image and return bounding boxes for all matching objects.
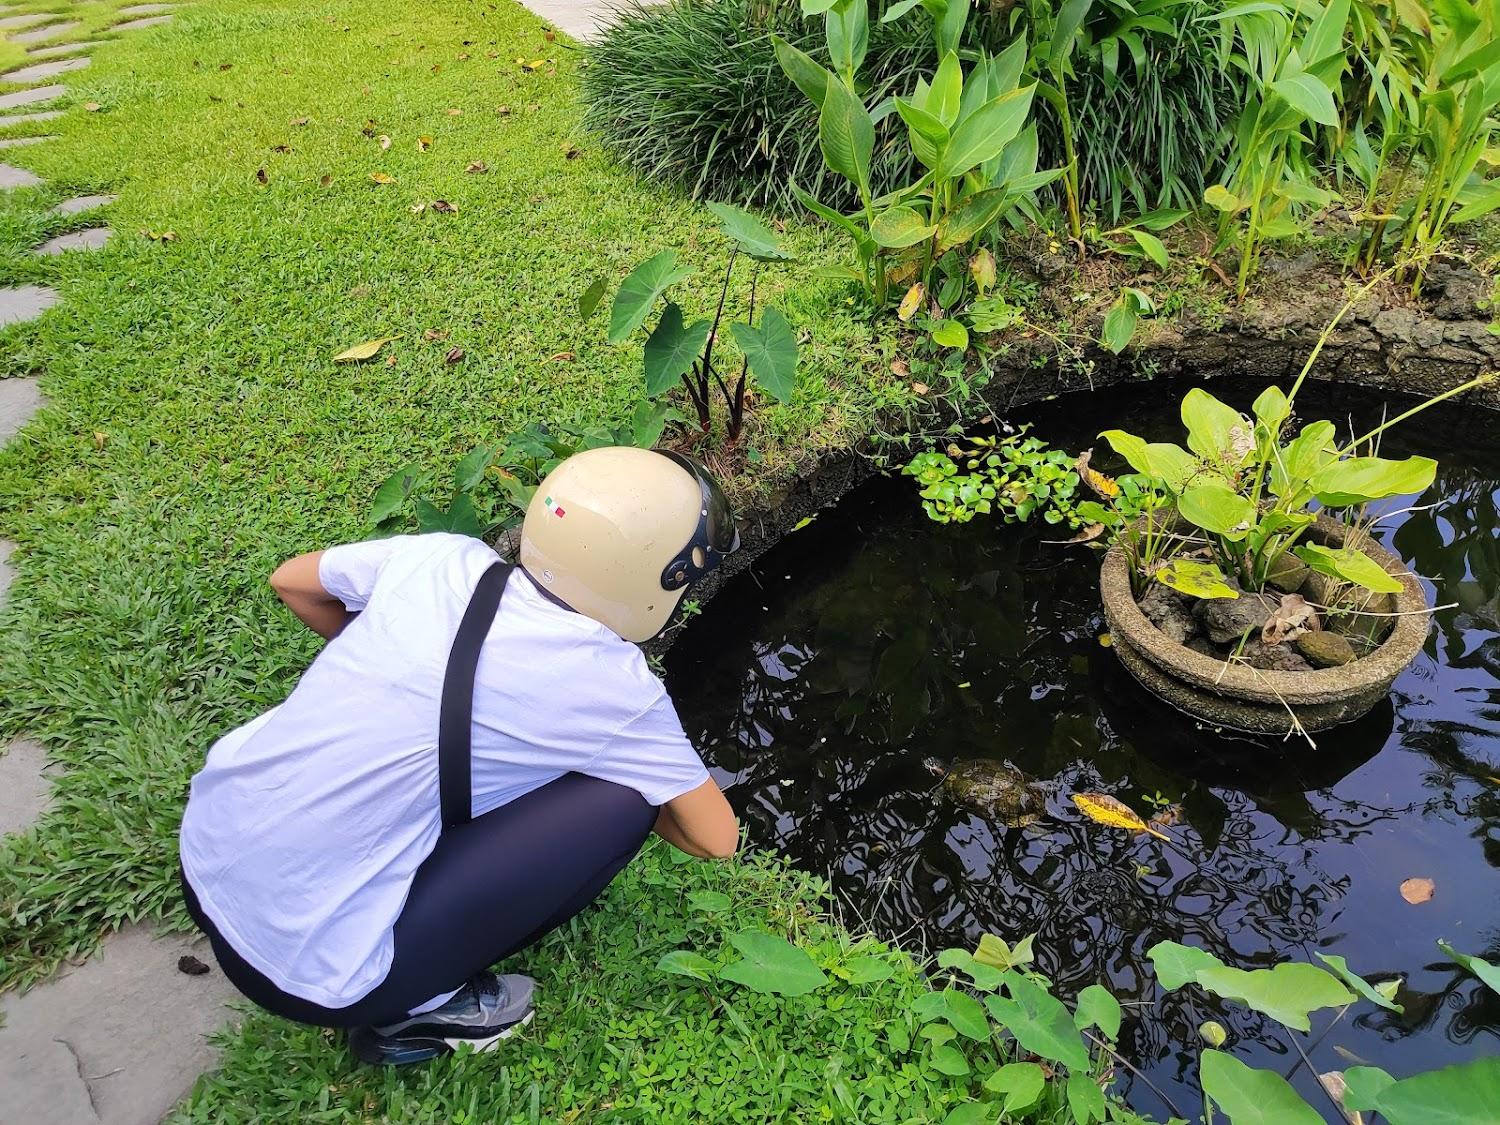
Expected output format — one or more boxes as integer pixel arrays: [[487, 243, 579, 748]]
[[182, 772, 656, 1028]]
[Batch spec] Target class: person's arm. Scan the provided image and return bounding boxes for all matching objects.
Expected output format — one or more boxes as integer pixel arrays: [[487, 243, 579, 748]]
[[269, 551, 356, 640], [655, 777, 739, 859]]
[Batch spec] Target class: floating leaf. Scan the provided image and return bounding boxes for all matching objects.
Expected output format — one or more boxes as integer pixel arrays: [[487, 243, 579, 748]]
[[657, 949, 716, 981], [718, 931, 827, 995], [1314, 953, 1404, 1013], [1042, 523, 1105, 545], [333, 335, 401, 363], [1400, 877, 1435, 904], [1194, 963, 1355, 1032], [1148, 941, 1227, 990], [1072, 793, 1170, 840], [1438, 941, 1500, 995], [369, 171, 395, 184], [1199, 1020, 1228, 1047]]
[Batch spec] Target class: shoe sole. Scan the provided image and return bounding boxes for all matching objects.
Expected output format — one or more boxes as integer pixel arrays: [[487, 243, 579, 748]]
[[352, 1009, 534, 1067]]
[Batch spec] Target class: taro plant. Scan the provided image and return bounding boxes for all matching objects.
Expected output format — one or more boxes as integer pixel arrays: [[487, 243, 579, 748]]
[[775, 0, 1056, 323], [608, 203, 801, 444]]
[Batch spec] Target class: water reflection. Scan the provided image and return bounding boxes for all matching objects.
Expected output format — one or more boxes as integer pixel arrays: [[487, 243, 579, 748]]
[[667, 379, 1500, 1112]]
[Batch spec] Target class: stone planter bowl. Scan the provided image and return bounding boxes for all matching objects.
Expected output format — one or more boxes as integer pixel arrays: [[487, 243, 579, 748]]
[[1098, 512, 1429, 735]]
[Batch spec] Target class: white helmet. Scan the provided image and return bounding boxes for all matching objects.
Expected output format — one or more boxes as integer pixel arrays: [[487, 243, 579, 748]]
[[519, 447, 740, 642]]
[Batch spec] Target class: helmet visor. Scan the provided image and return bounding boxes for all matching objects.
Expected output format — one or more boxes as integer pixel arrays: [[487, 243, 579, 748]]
[[659, 451, 740, 591]]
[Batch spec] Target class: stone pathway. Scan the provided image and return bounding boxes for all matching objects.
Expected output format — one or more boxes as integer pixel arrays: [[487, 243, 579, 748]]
[[0, 8, 251, 1123], [516, 0, 631, 40]]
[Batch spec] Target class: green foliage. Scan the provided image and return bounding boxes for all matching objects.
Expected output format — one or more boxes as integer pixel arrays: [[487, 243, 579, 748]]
[[1200, 1049, 1324, 1125], [609, 203, 803, 442], [902, 430, 1081, 525], [1100, 285, 1155, 353]]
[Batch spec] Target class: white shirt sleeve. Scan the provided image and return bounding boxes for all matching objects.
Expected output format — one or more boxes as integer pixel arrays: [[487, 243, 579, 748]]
[[588, 690, 710, 806], [317, 536, 414, 611]]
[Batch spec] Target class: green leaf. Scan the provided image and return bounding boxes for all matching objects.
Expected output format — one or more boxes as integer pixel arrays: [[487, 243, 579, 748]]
[[887, 1019, 911, 1054], [1181, 388, 1252, 466], [1194, 963, 1355, 1032], [1200, 1050, 1324, 1125], [940, 1105, 990, 1125], [928, 50, 963, 126], [1204, 184, 1244, 212], [1342, 1066, 1396, 1111], [731, 307, 799, 403], [984, 973, 1091, 1070], [1049, 0, 1093, 72], [1271, 72, 1340, 126], [1373, 1057, 1500, 1125], [894, 94, 950, 150], [1438, 941, 1500, 996], [772, 34, 831, 108], [719, 931, 828, 995], [1066, 1072, 1108, 1124], [1101, 293, 1139, 354], [870, 206, 937, 248], [1178, 483, 1255, 539], [1308, 455, 1438, 507], [1073, 984, 1122, 1039], [819, 77, 875, 198], [1252, 385, 1290, 431], [1148, 940, 1228, 990], [452, 444, 495, 493], [609, 250, 695, 343], [1156, 558, 1240, 600], [644, 303, 713, 397], [983, 1061, 1046, 1112], [1294, 542, 1403, 595], [415, 493, 485, 537], [941, 85, 1034, 179], [790, 179, 874, 253], [825, 0, 869, 78], [913, 987, 990, 1040], [1314, 953, 1404, 1012], [936, 948, 1006, 991], [687, 890, 731, 913], [841, 955, 897, 984], [1271, 420, 1337, 498], [1128, 229, 1169, 270], [881, 0, 925, 20], [706, 201, 792, 261], [930, 318, 969, 350], [656, 949, 716, 981], [1098, 431, 1199, 489], [974, 932, 1035, 971], [370, 464, 424, 524], [935, 188, 1009, 251], [578, 277, 607, 320], [928, 1043, 970, 1076]]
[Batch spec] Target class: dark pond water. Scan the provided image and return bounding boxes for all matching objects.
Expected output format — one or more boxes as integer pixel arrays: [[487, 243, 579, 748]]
[[666, 376, 1500, 1117]]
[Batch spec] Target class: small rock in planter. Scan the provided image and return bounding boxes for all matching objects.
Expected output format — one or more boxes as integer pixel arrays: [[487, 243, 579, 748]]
[[1138, 584, 1198, 644], [1237, 638, 1314, 672], [1194, 584, 1280, 645], [1296, 631, 1357, 668], [1304, 573, 1397, 645], [1265, 555, 1310, 594]]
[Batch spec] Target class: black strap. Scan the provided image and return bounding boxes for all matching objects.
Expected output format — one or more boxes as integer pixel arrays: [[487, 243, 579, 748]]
[[439, 561, 512, 831]]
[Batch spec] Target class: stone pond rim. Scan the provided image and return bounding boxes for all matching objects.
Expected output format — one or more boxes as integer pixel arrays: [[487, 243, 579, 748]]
[[1098, 512, 1429, 735]]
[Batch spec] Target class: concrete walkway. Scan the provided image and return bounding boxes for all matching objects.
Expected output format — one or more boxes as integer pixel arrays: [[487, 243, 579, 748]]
[[514, 0, 633, 41]]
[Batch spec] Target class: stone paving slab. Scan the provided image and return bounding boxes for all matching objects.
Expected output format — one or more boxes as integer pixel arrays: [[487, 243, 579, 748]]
[[0, 133, 53, 148], [0, 374, 43, 438], [112, 15, 173, 31], [29, 41, 104, 59], [0, 925, 242, 1125], [11, 20, 81, 44], [0, 84, 67, 111], [0, 109, 65, 128], [0, 161, 42, 188], [53, 193, 116, 216], [0, 12, 50, 30], [0, 738, 55, 835], [36, 227, 111, 255], [1, 56, 90, 83], [517, 0, 630, 40]]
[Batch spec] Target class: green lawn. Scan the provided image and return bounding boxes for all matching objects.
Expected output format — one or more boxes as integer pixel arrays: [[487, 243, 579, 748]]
[[0, 0, 972, 1119]]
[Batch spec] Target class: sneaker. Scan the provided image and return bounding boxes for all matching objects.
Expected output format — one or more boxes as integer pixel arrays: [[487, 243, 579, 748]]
[[349, 972, 536, 1066]]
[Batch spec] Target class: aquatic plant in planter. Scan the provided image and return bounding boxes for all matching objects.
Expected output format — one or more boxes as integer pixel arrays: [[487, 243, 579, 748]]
[[1082, 354, 1494, 736]]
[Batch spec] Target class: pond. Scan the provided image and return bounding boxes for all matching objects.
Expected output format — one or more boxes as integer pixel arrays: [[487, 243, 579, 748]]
[[666, 375, 1500, 1117]]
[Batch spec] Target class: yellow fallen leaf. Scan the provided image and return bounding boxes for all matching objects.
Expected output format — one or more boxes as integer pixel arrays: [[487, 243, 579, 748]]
[[417, 135, 433, 152], [898, 282, 924, 323], [92, 431, 107, 451], [1098, 632, 1113, 647], [333, 335, 402, 363], [522, 58, 546, 70], [447, 108, 462, 116], [1076, 450, 1120, 499], [1072, 793, 1169, 840], [1399, 877, 1434, 904], [369, 172, 396, 184], [84, 101, 102, 112]]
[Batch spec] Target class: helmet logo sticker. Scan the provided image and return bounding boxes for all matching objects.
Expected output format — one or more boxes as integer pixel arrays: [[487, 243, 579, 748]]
[[544, 495, 566, 518]]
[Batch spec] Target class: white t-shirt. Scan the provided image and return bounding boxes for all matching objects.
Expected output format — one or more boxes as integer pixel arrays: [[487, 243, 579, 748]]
[[180, 533, 708, 1008]]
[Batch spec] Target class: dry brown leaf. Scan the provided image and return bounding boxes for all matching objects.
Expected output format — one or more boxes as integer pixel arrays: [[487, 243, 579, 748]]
[[333, 335, 402, 363], [431, 199, 457, 213], [562, 143, 580, 159], [84, 101, 102, 112], [1318, 1072, 1363, 1125], [526, 103, 540, 112], [417, 135, 433, 152], [271, 144, 291, 154], [1042, 523, 1106, 546], [219, 62, 232, 71], [92, 431, 107, 451], [447, 107, 462, 116], [361, 119, 377, 137], [543, 28, 556, 41], [142, 229, 177, 242], [378, 134, 392, 151], [319, 173, 333, 187], [546, 350, 575, 363], [890, 359, 910, 378], [911, 381, 930, 395], [423, 328, 450, 341], [1075, 450, 1121, 499], [369, 172, 395, 184], [497, 105, 512, 116], [444, 346, 465, 364], [255, 167, 268, 184], [465, 160, 488, 174], [385, 353, 398, 367], [455, 53, 470, 61], [290, 115, 310, 127], [1262, 593, 1321, 646], [1399, 877, 1434, 904]]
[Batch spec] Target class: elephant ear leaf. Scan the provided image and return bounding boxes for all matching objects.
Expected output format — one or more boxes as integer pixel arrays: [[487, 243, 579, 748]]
[[731, 308, 799, 403], [610, 250, 695, 343], [1294, 543, 1404, 595]]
